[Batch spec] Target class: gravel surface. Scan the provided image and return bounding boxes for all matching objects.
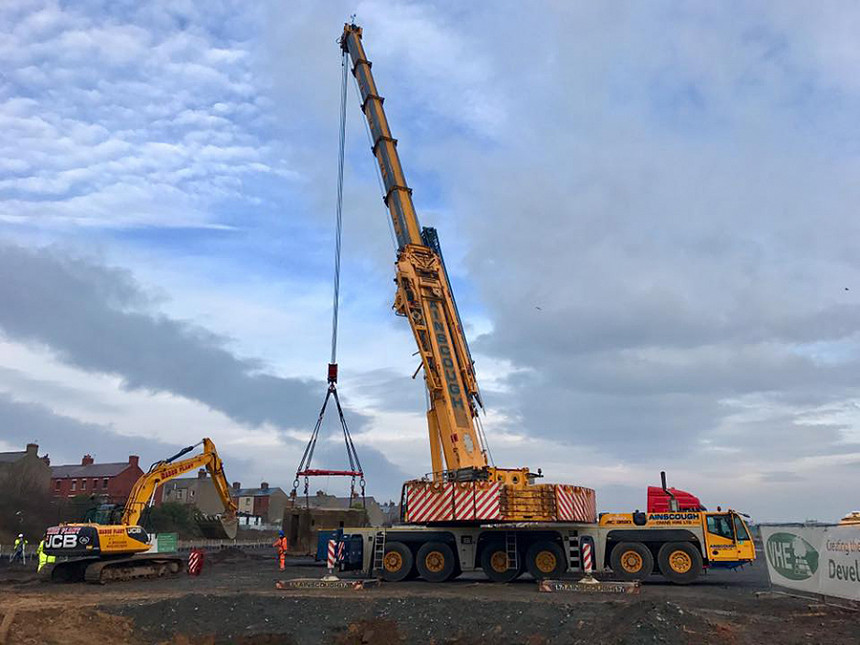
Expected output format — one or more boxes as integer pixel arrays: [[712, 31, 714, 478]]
[[0, 549, 856, 644]]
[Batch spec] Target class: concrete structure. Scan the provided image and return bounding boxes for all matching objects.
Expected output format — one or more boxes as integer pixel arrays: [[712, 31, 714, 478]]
[[281, 506, 369, 554], [230, 481, 289, 526], [0, 443, 51, 490], [298, 491, 387, 526], [50, 454, 143, 503], [157, 469, 226, 515]]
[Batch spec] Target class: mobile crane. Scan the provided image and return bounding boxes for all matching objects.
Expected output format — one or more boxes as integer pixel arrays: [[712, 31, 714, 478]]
[[44, 438, 238, 583], [332, 22, 755, 585]]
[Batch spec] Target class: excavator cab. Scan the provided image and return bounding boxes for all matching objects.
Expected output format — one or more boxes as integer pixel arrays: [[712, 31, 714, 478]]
[[702, 510, 755, 566]]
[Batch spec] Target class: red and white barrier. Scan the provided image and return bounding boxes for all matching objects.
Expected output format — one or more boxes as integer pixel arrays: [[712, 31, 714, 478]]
[[187, 548, 205, 576], [326, 539, 336, 571], [582, 541, 593, 573]]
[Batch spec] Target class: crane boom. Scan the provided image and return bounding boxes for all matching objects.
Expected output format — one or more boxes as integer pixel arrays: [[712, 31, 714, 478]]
[[341, 24, 488, 477], [341, 24, 536, 485]]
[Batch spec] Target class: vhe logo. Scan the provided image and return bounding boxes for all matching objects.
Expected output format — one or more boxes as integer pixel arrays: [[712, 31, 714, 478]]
[[766, 532, 819, 581]]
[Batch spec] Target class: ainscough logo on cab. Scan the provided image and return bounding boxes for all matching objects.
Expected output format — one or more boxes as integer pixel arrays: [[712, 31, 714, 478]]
[[766, 532, 819, 581]]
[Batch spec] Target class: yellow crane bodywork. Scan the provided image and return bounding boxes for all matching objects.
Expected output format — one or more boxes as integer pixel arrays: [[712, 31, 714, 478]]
[[341, 24, 534, 489]]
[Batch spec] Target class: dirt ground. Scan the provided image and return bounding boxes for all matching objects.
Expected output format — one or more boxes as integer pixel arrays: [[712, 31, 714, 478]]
[[0, 548, 855, 644]]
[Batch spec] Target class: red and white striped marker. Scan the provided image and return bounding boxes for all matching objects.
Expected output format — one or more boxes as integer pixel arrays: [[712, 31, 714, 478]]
[[327, 539, 337, 572], [582, 541, 593, 574], [187, 548, 205, 576]]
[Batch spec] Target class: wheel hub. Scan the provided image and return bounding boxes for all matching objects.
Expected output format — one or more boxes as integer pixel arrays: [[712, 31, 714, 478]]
[[621, 551, 643, 572], [384, 552, 403, 572], [669, 550, 692, 573], [490, 551, 508, 573], [535, 550, 557, 573], [425, 550, 445, 573]]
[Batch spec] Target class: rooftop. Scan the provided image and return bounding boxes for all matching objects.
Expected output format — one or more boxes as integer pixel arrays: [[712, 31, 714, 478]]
[[51, 462, 133, 478], [0, 450, 27, 464]]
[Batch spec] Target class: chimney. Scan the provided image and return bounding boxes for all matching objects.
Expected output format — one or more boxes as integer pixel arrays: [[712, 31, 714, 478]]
[[197, 468, 207, 479], [26, 443, 38, 456], [128, 455, 139, 469], [81, 454, 94, 466], [232, 481, 241, 491], [42, 455, 50, 467], [261, 481, 269, 492]]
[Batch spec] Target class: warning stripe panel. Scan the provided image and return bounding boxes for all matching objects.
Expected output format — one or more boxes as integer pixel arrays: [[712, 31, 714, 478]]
[[554, 485, 597, 523]]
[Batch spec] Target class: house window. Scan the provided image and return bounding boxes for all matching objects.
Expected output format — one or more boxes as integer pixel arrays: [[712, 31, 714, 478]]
[[54, 480, 61, 491], [71, 479, 77, 492], [190, 490, 196, 498], [81, 479, 87, 491], [103, 478, 109, 489], [92, 479, 98, 490]]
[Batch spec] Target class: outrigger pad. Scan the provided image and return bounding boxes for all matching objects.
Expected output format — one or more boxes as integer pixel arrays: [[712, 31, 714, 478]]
[[275, 577, 379, 590], [537, 579, 640, 594]]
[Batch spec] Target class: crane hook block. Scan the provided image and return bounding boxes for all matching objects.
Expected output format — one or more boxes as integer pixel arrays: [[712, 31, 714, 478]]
[[327, 363, 338, 384]]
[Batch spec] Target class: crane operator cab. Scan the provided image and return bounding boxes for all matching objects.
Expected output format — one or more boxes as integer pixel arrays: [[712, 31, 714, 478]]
[[702, 509, 755, 567]]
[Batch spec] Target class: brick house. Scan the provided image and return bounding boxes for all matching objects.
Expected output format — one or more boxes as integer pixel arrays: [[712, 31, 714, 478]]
[[231, 481, 288, 526], [0, 443, 51, 490], [50, 454, 143, 503]]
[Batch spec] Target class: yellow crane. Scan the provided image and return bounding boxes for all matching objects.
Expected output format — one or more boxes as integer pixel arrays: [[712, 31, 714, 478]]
[[44, 438, 237, 583], [334, 23, 754, 585]]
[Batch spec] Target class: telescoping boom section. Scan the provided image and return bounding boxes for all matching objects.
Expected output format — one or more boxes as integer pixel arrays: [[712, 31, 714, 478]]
[[340, 23, 596, 523]]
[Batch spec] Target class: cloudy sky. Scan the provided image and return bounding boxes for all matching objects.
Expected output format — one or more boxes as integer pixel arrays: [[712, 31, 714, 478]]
[[2, 0, 859, 522]]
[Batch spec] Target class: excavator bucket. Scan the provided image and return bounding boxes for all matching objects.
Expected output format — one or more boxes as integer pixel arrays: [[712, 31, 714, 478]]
[[195, 513, 238, 540]]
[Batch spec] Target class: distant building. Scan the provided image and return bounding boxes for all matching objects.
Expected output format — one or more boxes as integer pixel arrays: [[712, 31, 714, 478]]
[[0, 443, 51, 490], [231, 481, 289, 527], [295, 490, 387, 526], [50, 454, 143, 502], [157, 469, 228, 516]]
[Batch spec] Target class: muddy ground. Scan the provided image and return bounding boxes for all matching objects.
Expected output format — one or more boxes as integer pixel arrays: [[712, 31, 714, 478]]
[[0, 548, 855, 644]]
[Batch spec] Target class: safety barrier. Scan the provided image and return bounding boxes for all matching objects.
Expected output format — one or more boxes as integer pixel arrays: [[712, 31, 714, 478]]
[[176, 538, 272, 552]]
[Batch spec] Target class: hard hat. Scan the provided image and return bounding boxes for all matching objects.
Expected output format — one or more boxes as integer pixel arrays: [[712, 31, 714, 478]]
[[278, 530, 285, 537], [18, 533, 23, 538]]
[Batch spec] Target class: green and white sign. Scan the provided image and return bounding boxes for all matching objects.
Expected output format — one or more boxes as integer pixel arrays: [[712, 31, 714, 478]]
[[156, 533, 178, 553], [765, 532, 819, 581], [761, 525, 860, 601]]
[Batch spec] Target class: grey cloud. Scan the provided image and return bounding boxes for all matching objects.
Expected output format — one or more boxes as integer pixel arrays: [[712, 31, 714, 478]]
[[0, 390, 180, 469], [0, 243, 344, 433]]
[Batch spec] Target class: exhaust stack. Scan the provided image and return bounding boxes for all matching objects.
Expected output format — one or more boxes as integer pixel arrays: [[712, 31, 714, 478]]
[[661, 471, 680, 512]]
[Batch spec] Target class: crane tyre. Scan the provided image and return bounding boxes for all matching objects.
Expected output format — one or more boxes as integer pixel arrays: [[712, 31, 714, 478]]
[[381, 541, 414, 582], [416, 541, 457, 583], [525, 540, 567, 580], [657, 542, 702, 585], [610, 542, 653, 582], [480, 541, 522, 583]]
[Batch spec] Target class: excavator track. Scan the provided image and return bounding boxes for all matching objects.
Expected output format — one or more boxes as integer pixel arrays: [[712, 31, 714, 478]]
[[52, 554, 184, 584]]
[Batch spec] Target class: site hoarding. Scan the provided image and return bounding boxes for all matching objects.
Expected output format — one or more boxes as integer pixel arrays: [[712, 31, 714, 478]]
[[761, 524, 860, 602]]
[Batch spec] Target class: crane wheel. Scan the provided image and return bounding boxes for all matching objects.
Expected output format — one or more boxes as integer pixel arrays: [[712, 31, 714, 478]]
[[657, 542, 702, 585], [381, 541, 414, 582], [610, 542, 653, 582], [525, 541, 567, 580], [480, 542, 522, 583], [416, 541, 457, 583]]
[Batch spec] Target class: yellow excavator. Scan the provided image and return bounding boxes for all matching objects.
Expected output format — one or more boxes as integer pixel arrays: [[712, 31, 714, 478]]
[[44, 438, 238, 583]]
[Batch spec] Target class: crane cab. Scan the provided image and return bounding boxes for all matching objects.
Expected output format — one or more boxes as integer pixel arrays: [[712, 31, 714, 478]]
[[702, 510, 755, 566]]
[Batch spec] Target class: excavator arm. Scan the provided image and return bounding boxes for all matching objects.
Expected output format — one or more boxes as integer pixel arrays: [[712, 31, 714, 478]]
[[121, 438, 238, 534]]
